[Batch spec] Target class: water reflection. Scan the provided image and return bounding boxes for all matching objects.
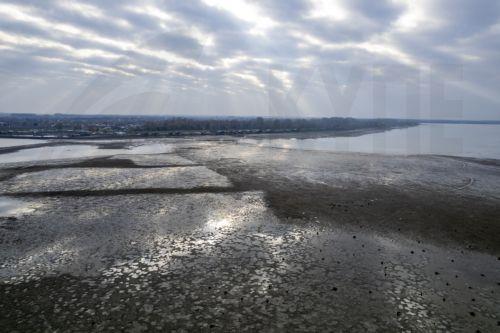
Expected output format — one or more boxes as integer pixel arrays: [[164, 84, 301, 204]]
[[1, 192, 498, 331], [0, 142, 173, 164], [206, 217, 232, 230], [0, 138, 48, 148], [240, 124, 500, 159], [0, 196, 37, 217]]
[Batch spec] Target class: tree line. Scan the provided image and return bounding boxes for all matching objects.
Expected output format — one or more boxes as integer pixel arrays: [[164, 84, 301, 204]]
[[141, 117, 418, 132]]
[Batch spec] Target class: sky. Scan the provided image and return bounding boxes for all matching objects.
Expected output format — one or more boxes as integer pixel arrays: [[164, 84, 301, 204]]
[[0, 0, 499, 120]]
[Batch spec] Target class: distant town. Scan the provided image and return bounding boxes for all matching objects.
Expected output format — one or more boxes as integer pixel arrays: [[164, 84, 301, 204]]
[[0, 113, 422, 139], [1, 113, 499, 140]]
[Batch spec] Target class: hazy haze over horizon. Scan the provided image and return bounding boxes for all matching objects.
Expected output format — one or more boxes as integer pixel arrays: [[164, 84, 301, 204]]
[[1, 0, 500, 120]]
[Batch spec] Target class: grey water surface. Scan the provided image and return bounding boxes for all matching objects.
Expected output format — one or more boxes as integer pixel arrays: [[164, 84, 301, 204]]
[[240, 124, 500, 159]]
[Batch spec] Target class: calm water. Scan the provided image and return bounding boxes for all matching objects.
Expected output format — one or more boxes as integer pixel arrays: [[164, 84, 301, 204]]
[[241, 124, 500, 159], [1, 125, 499, 162], [0, 138, 47, 148], [0, 197, 35, 217], [0, 142, 173, 164]]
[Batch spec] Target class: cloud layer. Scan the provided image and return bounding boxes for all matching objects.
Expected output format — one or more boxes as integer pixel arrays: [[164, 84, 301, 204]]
[[0, 0, 499, 119]]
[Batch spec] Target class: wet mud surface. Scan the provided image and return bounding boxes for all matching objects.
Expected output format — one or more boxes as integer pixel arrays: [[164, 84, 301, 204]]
[[0, 139, 499, 332], [182, 142, 500, 255]]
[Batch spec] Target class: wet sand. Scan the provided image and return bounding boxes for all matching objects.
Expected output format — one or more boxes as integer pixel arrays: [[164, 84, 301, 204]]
[[0, 138, 499, 332]]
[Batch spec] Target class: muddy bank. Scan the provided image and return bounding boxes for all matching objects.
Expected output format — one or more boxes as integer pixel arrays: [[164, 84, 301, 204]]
[[0, 141, 72, 155], [0, 139, 499, 332], [0, 156, 200, 181], [177, 142, 500, 255], [2, 141, 499, 254], [0, 140, 142, 155], [3, 186, 240, 197], [1, 192, 498, 332], [242, 125, 414, 140]]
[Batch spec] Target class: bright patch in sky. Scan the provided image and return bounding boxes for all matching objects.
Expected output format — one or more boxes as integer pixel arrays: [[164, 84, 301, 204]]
[[309, 0, 349, 21], [202, 0, 277, 35], [0, 0, 498, 120]]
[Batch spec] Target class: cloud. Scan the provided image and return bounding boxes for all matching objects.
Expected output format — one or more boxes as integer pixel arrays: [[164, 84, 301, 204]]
[[0, 0, 499, 119], [146, 31, 204, 59]]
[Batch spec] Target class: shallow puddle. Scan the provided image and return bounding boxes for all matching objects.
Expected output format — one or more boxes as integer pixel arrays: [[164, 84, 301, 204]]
[[0, 166, 231, 193], [0, 141, 174, 164], [0, 197, 36, 217], [0, 192, 498, 332], [0, 139, 499, 332], [0, 138, 48, 148]]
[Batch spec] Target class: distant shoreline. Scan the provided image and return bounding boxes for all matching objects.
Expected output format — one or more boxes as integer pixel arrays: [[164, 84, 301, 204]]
[[0, 125, 415, 156], [0, 124, 417, 141], [0, 115, 418, 140], [240, 125, 414, 140]]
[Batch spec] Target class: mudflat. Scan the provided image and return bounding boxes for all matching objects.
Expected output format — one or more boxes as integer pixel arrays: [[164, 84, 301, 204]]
[[0, 138, 499, 332]]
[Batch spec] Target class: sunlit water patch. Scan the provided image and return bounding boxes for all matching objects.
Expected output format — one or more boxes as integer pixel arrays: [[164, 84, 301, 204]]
[[0, 138, 48, 148], [110, 153, 195, 166], [0, 197, 38, 217], [0, 166, 231, 193], [0, 192, 498, 331], [0, 141, 174, 164]]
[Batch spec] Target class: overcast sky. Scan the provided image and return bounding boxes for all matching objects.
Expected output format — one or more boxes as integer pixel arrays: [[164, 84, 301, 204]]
[[0, 0, 499, 119]]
